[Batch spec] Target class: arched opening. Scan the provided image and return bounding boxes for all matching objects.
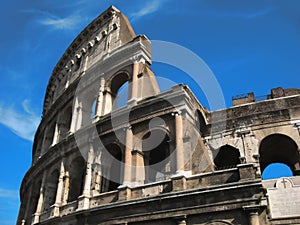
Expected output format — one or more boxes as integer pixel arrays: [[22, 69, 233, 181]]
[[101, 143, 124, 192], [195, 109, 207, 135], [43, 169, 59, 211], [115, 81, 129, 108], [27, 180, 42, 218], [74, 56, 82, 72], [214, 145, 241, 170], [262, 163, 293, 180], [110, 72, 130, 109], [143, 129, 172, 183], [90, 99, 97, 119], [259, 134, 299, 177], [68, 156, 85, 202], [81, 92, 97, 127], [33, 140, 43, 163], [43, 122, 56, 151], [58, 105, 72, 140]]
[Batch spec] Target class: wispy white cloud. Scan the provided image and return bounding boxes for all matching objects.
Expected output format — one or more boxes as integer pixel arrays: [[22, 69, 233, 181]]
[[0, 100, 40, 141], [21, 8, 84, 30], [0, 188, 18, 199], [40, 15, 82, 30], [131, 0, 166, 20]]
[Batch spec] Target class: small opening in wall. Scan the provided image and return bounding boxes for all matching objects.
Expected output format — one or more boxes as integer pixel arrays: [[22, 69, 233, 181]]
[[259, 133, 299, 176], [214, 145, 240, 170], [74, 56, 81, 71], [90, 100, 97, 119]]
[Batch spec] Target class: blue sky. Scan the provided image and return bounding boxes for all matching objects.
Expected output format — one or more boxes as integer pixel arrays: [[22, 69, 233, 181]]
[[0, 1, 300, 224]]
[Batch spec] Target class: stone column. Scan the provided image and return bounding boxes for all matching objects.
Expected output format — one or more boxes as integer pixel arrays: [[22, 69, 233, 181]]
[[94, 77, 105, 119], [123, 126, 133, 186], [69, 98, 79, 133], [131, 62, 139, 99], [248, 211, 260, 225], [62, 171, 70, 204], [33, 171, 47, 224], [128, 60, 140, 105], [78, 141, 94, 210], [102, 89, 112, 115], [51, 116, 60, 146], [244, 206, 260, 225], [52, 160, 65, 217], [83, 142, 94, 196], [93, 167, 102, 195], [75, 101, 83, 131], [93, 149, 102, 195], [132, 150, 145, 185], [174, 112, 185, 173]]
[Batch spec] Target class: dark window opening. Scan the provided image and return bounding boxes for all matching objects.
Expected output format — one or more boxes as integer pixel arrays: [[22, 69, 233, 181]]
[[259, 134, 299, 178], [68, 156, 85, 202], [214, 145, 240, 170], [143, 130, 171, 183]]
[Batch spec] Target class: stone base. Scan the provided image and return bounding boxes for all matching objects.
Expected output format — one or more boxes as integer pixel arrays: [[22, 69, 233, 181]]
[[77, 195, 90, 210], [50, 204, 60, 217]]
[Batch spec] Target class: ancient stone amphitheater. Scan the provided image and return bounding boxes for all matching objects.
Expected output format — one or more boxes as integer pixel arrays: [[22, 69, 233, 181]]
[[17, 6, 300, 225]]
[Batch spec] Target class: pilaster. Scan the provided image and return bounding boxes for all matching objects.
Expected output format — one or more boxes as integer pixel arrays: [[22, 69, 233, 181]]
[[33, 171, 47, 224]]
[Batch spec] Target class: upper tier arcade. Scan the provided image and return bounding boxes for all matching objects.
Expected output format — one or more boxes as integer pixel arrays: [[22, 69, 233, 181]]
[[43, 6, 138, 116]]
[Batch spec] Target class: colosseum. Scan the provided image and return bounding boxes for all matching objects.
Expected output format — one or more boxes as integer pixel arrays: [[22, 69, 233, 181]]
[[17, 6, 300, 225]]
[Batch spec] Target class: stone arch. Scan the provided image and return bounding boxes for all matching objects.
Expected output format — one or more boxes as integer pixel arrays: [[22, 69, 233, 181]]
[[142, 128, 174, 183], [195, 109, 207, 135], [58, 104, 73, 141], [101, 143, 124, 192], [80, 89, 98, 126], [33, 138, 43, 163], [214, 144, 241, 170], [107, 70, 131, 109], [27, 179, 42, 218], [43, 168, 59, 211], [259, 133, 300, 176], [68, 156, 85, 202], [43, 121, 56, 152]]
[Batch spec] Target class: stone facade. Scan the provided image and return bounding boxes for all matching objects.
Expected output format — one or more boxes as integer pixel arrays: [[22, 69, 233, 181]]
[[17, 6, 300, 225]]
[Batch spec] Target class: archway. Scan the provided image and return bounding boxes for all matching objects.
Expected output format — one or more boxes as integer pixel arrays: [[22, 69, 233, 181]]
[[101, 143, 124, 192], [115, 81, 129, 108], [214, 145, 241, 170], [68, 156, 85, 202], [43, 122, 56, 151], [195, 109, 207, 135], [110, 72, 130, 109], [142, 129, 172, 183], [259, 134, 299, 176], [58, 105, 72, 140], [27, 180, 42, 218], [80, 91, 97, 126], [43, 169, 59, 211]]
